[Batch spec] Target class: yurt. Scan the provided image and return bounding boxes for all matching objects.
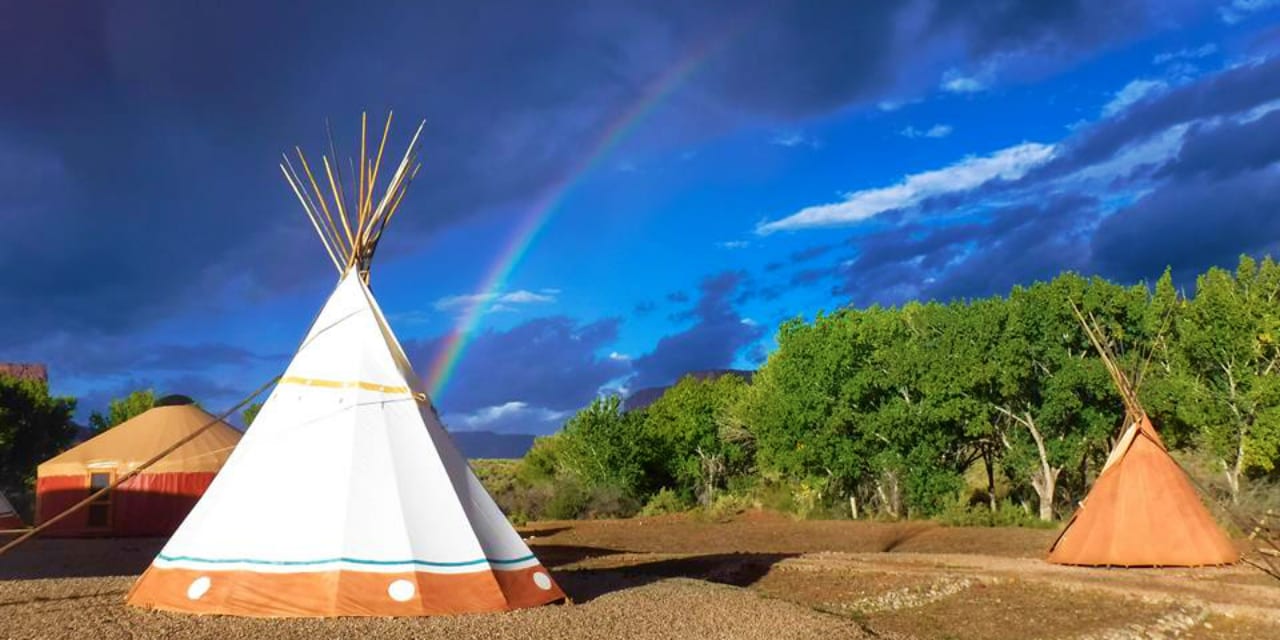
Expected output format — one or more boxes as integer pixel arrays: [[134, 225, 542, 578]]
[[36, 396, 241, 537], [126, 115, 565, 617], [1047, 308, 1238, 567]]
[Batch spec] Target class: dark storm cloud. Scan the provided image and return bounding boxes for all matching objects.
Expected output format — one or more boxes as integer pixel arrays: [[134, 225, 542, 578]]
[[5, 333, 284, 380], [825, 195, 1098, 306], [75, 372, 245, 419], [631, 271, 763, 388], [775, 50, 1280, 309], [1154, 108, 1280, 181], [0, 0, 1197, 351], [405, 316, 628, 414], [1031, 55, 1280, 180], [1092, 169, 1280, 282], [704, 0, 1191, 117]]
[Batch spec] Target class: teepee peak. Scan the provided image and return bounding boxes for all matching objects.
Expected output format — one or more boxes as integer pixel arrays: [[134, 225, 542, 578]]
[[280, 113, 425, 282]]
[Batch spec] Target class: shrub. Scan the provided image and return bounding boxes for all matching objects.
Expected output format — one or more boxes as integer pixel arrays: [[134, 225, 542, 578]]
[[640, 488, 691, 517], [935, 498, 1056, 529], [705, 493, 753, 522]]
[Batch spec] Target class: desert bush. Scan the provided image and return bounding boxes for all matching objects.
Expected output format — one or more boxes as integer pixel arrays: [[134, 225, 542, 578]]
[[640, 488, 691, 517], [704, 493, 753, 522], [935, 498, 1056, 529]]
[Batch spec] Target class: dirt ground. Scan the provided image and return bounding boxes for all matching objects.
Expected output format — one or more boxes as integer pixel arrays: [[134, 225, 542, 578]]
[[1, 511, 1277, 639]]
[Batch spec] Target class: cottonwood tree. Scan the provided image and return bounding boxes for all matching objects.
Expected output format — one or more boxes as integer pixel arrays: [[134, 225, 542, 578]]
[[738, 312, 874, 514], [555, 395, 660, 499], [1175, 256, 1280, 502], [0, 375, 77, 512], [642, 374, 748, 506], [88, 389, 155, 433], [986, 276, 1140, 520]]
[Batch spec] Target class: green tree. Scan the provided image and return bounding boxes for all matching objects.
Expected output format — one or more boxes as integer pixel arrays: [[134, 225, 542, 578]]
[[983, 275, 1146, 520], [1174, 256, 1280, 502], [642, 374, 748, 505], [88, 389, 155, 433], [242, 401, 263, 427], [0, 375, 77, 513], [554, 395, 661, 499], [736, 310, 875, 514]]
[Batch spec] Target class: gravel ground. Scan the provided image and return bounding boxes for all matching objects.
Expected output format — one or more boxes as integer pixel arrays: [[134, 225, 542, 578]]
[[1, 515, 1277, 640], [0, 576, 871, 640]]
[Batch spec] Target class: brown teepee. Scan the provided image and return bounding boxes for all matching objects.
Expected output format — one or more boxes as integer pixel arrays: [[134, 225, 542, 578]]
[[1046, 306, 1238, 567]]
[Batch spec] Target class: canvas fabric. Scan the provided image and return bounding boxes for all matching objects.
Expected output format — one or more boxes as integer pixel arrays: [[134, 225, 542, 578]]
[[1047, 415, 1238, 567], [127, 271, 564, 616]]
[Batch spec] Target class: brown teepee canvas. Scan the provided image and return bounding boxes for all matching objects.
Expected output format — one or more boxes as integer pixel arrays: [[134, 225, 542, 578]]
[[1047, 306, 1238, 567]]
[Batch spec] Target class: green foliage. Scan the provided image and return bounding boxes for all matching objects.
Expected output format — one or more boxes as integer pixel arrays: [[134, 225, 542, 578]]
[[242, 401, 263, 427], [642, 374, 748, 503], [640, 487, 690, 517], [506, 254, 1280, 525], [703, 492, 754, 522], [0, 375, 77, 515], [1171, 256, 1280, 500], [935, 499, 1056, 529], [88, 389, 155, 433], [555, 395, 662, 498]]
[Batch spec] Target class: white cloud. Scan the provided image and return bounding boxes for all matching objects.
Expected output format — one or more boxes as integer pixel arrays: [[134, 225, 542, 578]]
[[877, 98, 919, 112], [771, 132, 820, 148], [757, 142, 1055, 233], [1152, 43, 1217, 65], [1102, 79, 1168, 117], [1219, 0, 1279, 23], [449, 401, 570, 430], [717, 240, 751, 249], [434, 289, 557, 311], [900, 124, 953, 139], [940, 69, 988, 93]]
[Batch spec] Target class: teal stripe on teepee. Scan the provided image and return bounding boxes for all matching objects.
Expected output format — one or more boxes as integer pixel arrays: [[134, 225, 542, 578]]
[[156, 553, 537, 568]]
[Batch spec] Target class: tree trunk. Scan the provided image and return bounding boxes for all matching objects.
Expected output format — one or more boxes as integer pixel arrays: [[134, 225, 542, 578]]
[[1225, 447, 1243, 505], [850, 495, 859, 520], [1031, 465, 1059, 521], [997, 407, 1060, 521], [875, 472, 902, 519], [983, 447, 997, 512]]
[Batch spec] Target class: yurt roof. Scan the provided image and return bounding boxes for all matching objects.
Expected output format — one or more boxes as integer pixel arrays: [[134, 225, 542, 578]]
[[39, 404, 241, 476]]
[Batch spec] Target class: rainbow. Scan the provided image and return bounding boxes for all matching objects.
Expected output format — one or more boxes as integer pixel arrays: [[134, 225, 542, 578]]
[[424, 22, 750, 401]]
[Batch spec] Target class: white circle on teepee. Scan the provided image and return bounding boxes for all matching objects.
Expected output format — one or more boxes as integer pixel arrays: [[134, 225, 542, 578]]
[[186, 576, 212, 600], [532, 571, 553, 591], [388, 579, 416, 602]]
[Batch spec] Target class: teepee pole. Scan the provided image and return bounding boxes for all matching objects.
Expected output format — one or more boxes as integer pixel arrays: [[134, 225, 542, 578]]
[[280, 164, 343, 273], [322, 156, 356, 264], [284, 157, 348, 267], [1070, 301, 1143, 423], [0, 376, 280, 559], [295, 149, 350, 262]]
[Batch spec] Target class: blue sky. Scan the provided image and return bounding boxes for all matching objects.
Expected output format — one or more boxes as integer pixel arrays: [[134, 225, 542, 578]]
[[2, 1, 1279, 434]]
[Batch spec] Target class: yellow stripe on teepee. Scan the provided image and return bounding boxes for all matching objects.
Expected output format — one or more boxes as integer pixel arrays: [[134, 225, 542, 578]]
[[279, 376, 410, 395]]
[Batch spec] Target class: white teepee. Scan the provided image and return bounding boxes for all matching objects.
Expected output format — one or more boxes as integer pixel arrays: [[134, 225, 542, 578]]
[[127, 114, 564, 617]]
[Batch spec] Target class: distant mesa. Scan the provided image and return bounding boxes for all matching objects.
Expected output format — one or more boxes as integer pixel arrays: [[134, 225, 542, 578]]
[[624, 369, 755, 412], [449, 430, 537, 459], [0, 362, 48, 383]]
